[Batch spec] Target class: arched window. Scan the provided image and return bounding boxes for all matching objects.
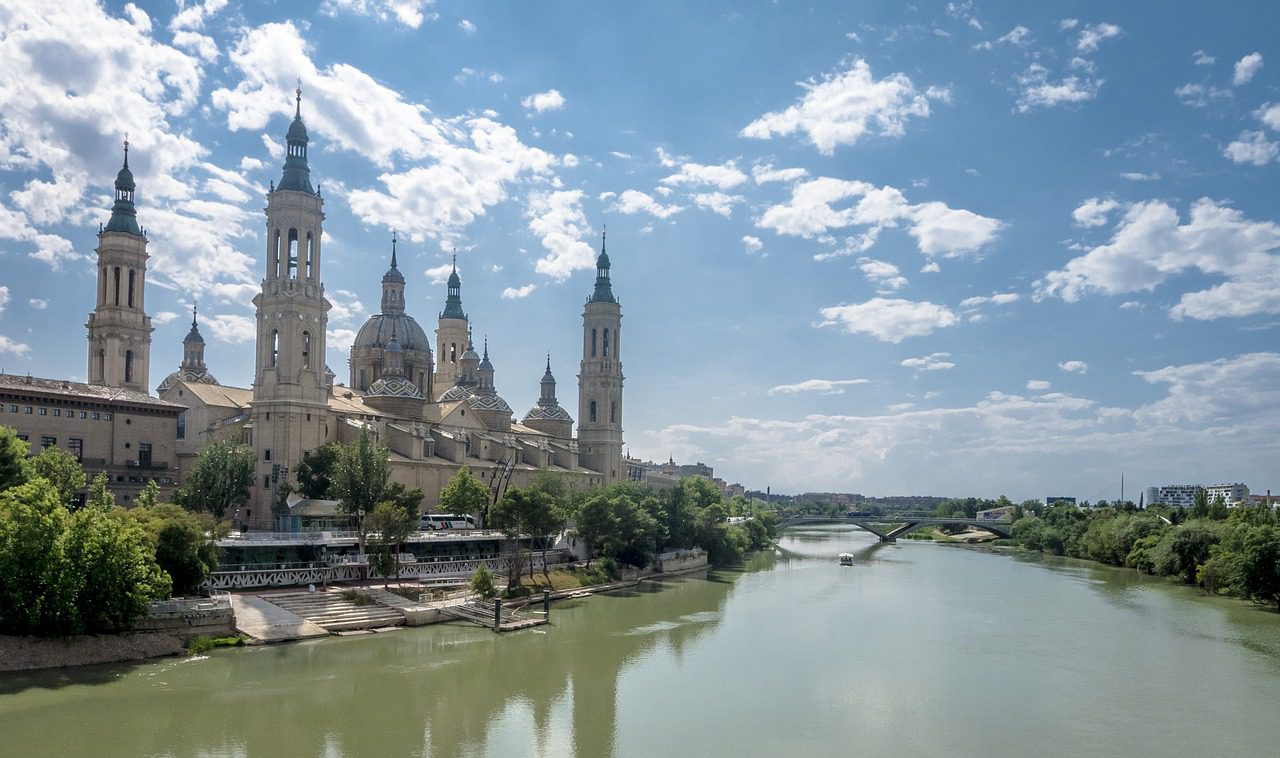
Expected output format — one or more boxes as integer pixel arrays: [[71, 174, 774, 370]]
[[450, 342, 457, 363], [101, 268, 108, 304], [305, 233, 315, 279], [611, 401, 617, 423], [270, 330, 279, 367], [359, 368, 367, 391], [113, 267, 121, 305], [302, 330, 311, 369], [124, 350, 134, 383], [603, 328, 610, 358], [96, 349, 105, 382], [287, 229, 299, 279], [591, 328, 597, 357], [127, 270, 136, 308], [589, 400, 597, 423], [272, 229, 281, 278]]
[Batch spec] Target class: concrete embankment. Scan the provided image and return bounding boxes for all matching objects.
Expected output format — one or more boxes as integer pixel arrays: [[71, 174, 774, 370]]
[[0, 632, 187, 673]]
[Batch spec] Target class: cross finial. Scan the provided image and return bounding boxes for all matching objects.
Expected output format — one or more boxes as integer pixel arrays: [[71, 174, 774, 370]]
[[390, 230, 399, 268], [123, 133, 130, 168], [546, 352, 551, 371], [295, 78, 302, 118], [192, 300, 198, 328], [451, 248, 457, 272]]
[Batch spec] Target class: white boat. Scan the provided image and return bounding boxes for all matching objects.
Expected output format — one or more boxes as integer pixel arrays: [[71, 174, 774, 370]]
[[839, 553, 854, 566]]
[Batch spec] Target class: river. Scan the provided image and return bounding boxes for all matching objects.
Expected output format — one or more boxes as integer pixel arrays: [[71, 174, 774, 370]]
[[3, 525, 1279, 757]]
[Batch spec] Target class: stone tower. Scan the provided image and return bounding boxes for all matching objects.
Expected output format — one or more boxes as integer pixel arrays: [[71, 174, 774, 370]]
[[156, 304, 219, 394], [577, 232, 624, 483], [247, 86, 331, 527], [523, 355, 574, 439], [433, 254, 468, 397], [87, 139, 153, 394]]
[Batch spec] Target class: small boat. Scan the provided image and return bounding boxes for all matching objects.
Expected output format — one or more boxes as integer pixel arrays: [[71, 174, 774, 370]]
[[838, 553, 854, 566]]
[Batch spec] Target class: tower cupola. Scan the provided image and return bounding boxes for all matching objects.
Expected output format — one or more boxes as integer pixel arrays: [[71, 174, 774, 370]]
[[589, 228, 616, 304], [381, 232, 406, 313], [441, 253, 466, 320], [277, 84, 314, 194], [105, 138, 141, 235]]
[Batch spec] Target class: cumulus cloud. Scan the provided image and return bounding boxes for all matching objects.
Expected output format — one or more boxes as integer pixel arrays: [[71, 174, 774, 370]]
[[1075, 22, 1121, 53], [857, 258, 907, 290], [741, 59, 942, 154], [1036, 198, 1280, 320], [501, 283, 537, 299], [28, 298, 47, 310], [1193, 50, 1215, 66], [742, 236, 764, 255], [660, 160, 747, 190], [767, 378, 869, 396], [1072, 197, 1120, 228], [1058, 360, 1088, 373], [458, 18, 476, 34], [752, 164, 808, 184], [609, 189, 683, 219], [757, 177, 1002, 259], [0, 287, 8, 313], [1174, 83, 1232, 108], [521, 89, 565, 113], [1135, 352, 1280, 426], [959, 293, 1020, 308], [691, 192, 743, 217], [1223, 131, 1279, 165], [818, 297, 959, 343], [1233, 52, 1263, 86], [1015, 64, 1101, 112], [327, 328, 357, 353], [900, 352, 955, 371], [0, 334, 30, 357], [1027, 379, 1052, 391], [202, 313, 256, 344], [328, 289, 366, 323], [1258, 103, 1280, 131], [974, 25, 1031, 50], [526, 190, 597, 280], [424, 263, 454, 285], [321, 0, 438, 29]]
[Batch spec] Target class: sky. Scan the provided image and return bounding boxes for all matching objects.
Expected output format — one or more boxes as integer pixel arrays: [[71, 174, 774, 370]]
[[0, 1, 1278, 502]]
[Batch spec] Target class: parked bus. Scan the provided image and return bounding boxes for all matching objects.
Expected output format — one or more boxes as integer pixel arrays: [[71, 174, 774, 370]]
[[421, 513, 477, 531]]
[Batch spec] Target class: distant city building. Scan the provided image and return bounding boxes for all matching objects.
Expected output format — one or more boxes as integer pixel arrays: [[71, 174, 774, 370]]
[[1204, 483, 1250, 506], [1147, 485, 1199, 508], [1045, 496, 1077, 506]]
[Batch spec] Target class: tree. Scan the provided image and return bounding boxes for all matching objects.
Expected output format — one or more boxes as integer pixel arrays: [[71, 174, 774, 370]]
[[383, 481, 424, 522], [366, 501, 416, 586], [176, 440, 254, 520], [123, 504, 220, 596], [331, 427, 391, 558], [135, 479, 161, 509], [492, 486, 560, 589], [470, 563, 497, 599], [25, 445, 86, 508], [439, 466, 489, 524], [87, 471, 115, 510], [294, 442, 342, 499], [0, 426, 30, 491], [64, 502, 171, 632], [1239, 526, 1280, 611], [0, 480, 74, 634]]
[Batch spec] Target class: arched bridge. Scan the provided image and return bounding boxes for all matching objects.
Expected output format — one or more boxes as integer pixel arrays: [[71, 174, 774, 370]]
[[776, 513, 1013, 543]]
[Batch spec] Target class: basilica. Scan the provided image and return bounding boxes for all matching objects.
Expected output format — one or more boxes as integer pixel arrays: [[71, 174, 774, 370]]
[[7, 89, 626, 528]]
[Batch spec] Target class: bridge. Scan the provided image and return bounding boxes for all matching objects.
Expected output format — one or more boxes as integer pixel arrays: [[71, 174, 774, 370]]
[[776, 513, 1013, 543]]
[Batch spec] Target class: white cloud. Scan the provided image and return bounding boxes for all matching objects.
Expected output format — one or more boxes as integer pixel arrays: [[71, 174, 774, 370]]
[[1059, 18, 1079, 30], [900, 352, 955, 371], [424, 263, 454, 285], [756, 177, 1002, 259], [28, 298, 47, 310], [742, 235, 764, 255], [202, 313, 256, 343], [609, 189, 683, 219], [1135, 352, 1280, 426], [458, 19, 476, 34], [1233, 52, 1263, 86], [1072, 197, 1119, 228], [1258, 103, 1280, 131], [1174, 83, 1233, 108], [1036, 198, 1280, 320], [0, 287, 8, 312], [526, 189, 597, 280], [1027, 379, 1051, 391], [321, 0, 437, 29], [1193, 50, 1215, 66], [741, 59, 942, 154], [327, 328, 358, 353], [1076, 22, 1121, 53], [1223, 131, 1279, 166], [521, 89, 565, 113], [501, 283, 537, 299], [768, 378, 869, 396], [1015, 64, 1101, 112], [1058, 360, 1088, 373], [151, 311, 179, 325], [920, 261, 941, 273], [691, 192, 743, 217], [974, 25, 1031, 50], [857, 258, 907, 290], [0, 334, 30, 357], [818, 297, 959, 343], [1120, 171, 1160, 181], [660, 160, 747, 190], [328, 289, 366, 323], [959, 293, 1020, 308], [752, 164, 808, 184]]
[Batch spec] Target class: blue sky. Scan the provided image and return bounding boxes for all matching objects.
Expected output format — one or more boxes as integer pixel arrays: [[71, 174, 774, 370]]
[[1, 1, 1278, 500]]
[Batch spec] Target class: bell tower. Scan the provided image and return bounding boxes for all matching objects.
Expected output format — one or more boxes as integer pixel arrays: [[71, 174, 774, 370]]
[[87, 138, 153, 394], [247, 85, 331, 527], [433, 253, 469, 397], [577, 231, 624, 483]]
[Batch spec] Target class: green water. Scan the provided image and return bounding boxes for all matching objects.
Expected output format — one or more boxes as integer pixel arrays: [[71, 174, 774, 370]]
[[4, 526, 1280, 757]]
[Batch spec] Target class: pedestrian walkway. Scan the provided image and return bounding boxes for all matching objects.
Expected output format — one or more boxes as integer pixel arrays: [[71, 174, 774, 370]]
[[264, 590, 406, 632], [228, 594, 329, 643]]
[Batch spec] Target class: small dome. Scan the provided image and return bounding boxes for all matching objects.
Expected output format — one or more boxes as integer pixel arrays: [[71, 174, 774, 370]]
[[440, 384, 473, 402], [383, 264, 405, 283], [287, 115, 309, 144], [447, 268, 461, 288], [524, 404, 573, 424], [368, 374, 422, 399], [157, 367, 218, 395], [115, 164, 135, 191], [352, 313, 431, 354], [471, 390, 513, 416]]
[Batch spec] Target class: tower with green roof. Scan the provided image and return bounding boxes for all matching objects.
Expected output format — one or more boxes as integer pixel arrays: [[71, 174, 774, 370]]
[[433, 253, 470, 397], [577, 231, 625, 484], [86, 138, 153, 393]]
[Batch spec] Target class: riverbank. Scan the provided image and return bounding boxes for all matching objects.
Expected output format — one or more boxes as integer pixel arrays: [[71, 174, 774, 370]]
[[0, 632, 186, 673]]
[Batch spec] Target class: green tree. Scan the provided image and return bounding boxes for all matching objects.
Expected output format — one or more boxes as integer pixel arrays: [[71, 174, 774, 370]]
[[383, 481, 425, 522], [86, 471, 115, 510], [331, 427, 391, 558], [1156, 522, 1221, 584], [366, 500, 416, 586], [294, 442, 342, 499], [439, 466, 490, 524], [25, 446, 86, 508], [470, 563, 497, 599], [123, 504, 220, 596], [0, 426, 29, 491], [176, 440, 254, 520], [1238, 526, 1280, 611], [0, 480, 74, 634], [134, 479, 162, 510], [64, 503, 171, 632], [492, 486, 560, 588]]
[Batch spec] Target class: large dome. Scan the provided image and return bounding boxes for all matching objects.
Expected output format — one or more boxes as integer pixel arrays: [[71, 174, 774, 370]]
[[352, 313, 430, 353]]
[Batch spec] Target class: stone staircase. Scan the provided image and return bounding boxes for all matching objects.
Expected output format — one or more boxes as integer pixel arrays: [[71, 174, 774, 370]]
[[263, 591, 406, 632]]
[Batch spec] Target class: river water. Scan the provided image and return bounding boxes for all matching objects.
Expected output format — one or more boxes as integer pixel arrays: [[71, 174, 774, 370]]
[[3, 525, 1280, 757]]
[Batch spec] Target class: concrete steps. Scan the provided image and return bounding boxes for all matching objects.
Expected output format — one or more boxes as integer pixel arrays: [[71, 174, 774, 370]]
[[264, 591, 406, 632]]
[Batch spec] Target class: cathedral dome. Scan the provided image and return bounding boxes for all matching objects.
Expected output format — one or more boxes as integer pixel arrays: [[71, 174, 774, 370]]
[[352, 312, 430, 354]]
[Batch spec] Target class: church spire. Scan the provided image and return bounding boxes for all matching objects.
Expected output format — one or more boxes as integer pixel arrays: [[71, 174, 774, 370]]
[[105, 136, 141, 235], [381, 231, 406, 313], [277, 81, 314, 194], [441, 249, 466, 320], [589, 226, 615, 303]]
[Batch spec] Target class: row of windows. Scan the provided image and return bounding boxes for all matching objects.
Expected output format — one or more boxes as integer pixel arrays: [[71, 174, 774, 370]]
[[587, 400, 618, 424], [2, 405, 112, 420], [590, 327, 616, 358], [102, 265, 139, 309], [268, 330, 312, 369]]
